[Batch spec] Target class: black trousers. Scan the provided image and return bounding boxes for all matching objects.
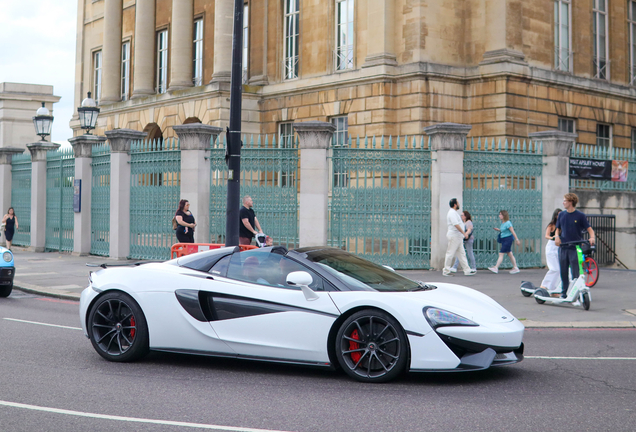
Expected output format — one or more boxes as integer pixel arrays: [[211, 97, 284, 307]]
[[558, 246, 579, 296], [176, 230, 194, 243]]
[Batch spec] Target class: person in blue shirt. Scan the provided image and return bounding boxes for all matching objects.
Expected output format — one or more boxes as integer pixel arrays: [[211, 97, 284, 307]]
[[555, 193, 595, 298], [488, 210, 521, 274]]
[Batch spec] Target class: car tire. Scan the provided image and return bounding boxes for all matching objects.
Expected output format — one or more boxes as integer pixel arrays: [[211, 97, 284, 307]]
[[87, 291, 149, 362], [335, 309, 408, 383], [0, 283, 12, 298]]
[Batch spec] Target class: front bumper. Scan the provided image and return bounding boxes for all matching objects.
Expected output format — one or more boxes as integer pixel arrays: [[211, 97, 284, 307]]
[[0, 266, 15, 285]]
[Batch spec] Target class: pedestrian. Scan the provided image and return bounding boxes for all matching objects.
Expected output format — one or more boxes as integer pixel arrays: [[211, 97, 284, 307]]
[[443, 198, 476, 277], [539, 208, 562, 292], [488, 210, 521, 274], [450, 210, 476, 272], [2, 207, 18, 250], [239, 195, 263, 246], [555, 193, 595, 298], [174, 199, 196, 243]]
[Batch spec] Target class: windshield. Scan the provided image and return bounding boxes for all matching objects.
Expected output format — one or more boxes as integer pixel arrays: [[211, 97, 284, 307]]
[[302, 249, 421, 292]]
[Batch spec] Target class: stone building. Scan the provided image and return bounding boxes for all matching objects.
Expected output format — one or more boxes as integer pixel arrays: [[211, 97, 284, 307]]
[[71, 0, 636, 149]]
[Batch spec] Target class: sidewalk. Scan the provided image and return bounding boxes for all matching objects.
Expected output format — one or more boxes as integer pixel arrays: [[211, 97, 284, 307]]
[[9, 247, 636, 328]]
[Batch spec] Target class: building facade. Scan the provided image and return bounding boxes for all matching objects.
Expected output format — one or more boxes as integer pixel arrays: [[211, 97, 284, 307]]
[[71, 0, 636, 149]]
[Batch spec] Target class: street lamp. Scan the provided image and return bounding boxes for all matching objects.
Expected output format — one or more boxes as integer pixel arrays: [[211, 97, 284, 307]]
[[77, 92, 100, 134], [32, 102, 53, 141]]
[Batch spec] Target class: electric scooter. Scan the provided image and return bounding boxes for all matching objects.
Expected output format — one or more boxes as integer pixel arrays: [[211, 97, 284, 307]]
[[530, 240, 592, 310]]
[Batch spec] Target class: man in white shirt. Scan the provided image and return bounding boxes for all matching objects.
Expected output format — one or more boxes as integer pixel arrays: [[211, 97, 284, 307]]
[[443, 198, 475, 277]]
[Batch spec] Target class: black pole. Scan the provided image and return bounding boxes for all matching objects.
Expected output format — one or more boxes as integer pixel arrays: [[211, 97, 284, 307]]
[[225, 0, 244, 247]]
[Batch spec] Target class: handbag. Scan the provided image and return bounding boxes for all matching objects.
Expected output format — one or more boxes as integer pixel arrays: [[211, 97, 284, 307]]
[[172, 217, 178, 230]]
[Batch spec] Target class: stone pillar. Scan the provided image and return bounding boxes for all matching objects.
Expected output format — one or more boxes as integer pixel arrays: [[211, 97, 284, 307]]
[[105, 129, 147, 259], [211, 0, 234, 83], [69, 134, 107, 256], [362, 0, 397, 67], [294, 121, 335, 248], [529, 130, 577, 264], [26, 141, 61, 252], [169, 0, 194, 90], [101, 0, 123, 103], [424, 123, 472, 270], [132, 0, 156, 97], [173, 124, 223, 244], [0, 148, 26, 245]]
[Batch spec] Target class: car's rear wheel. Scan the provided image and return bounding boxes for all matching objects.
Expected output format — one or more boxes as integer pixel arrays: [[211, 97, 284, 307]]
[[0, 283, 12, 298], [87, 291, 149, 362], [335, 309, 408, 383]]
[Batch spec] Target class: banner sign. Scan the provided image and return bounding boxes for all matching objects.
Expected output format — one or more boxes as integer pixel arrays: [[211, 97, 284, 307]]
[[570, 158, 628, 182], [73, 179, 81, 212], [569, 158, 611, 180]]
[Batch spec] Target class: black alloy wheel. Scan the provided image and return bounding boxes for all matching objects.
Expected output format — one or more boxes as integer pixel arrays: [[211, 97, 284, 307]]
[[335, 309, 408, 383], [0, 283, 12, 298], [87, 291, 149, 362]]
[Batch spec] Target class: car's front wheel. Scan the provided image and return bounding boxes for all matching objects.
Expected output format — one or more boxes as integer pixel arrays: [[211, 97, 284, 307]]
[[335, 309, 408, 383], [87, 291, 149, 362]]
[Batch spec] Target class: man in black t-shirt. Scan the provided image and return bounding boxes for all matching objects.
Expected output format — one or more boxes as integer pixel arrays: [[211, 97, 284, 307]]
[[239, 195, 263, 245], [555, 193, 595, 298]]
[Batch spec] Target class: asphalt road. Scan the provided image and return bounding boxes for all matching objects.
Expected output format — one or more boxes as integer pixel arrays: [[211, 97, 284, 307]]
[[1, 291, 635, 432]]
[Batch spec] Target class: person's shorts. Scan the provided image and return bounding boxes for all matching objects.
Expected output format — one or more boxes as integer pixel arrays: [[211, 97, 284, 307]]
[[499, 235, 513, 253]]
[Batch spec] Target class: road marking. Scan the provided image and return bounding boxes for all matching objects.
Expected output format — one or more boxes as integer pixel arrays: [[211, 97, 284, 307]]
[[0, 400, 290, 432], [3, 318, 82, 331], [527, 356, 636, 360]]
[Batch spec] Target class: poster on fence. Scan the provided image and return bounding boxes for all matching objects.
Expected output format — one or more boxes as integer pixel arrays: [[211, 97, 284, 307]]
[[569, 158, 611, 180], [611, 160, 628, 182]]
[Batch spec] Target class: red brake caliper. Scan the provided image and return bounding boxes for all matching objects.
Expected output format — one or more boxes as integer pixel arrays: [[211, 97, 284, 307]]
[[349, 329, 361, 363], [129, 316, 136, 339]]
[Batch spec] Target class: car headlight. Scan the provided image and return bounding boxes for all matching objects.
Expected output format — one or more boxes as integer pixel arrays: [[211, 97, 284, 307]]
[[3, 251, 12, 262], [423, 307, 479, 328]]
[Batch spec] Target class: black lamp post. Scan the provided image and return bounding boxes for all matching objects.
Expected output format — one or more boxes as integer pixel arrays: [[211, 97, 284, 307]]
[[77, 92, 100, 134], [32, 102, 53, 141]]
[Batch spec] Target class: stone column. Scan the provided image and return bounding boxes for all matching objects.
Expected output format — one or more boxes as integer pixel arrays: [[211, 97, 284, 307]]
[[424, 123, 472, 270], [105, 129, 147, 259], [101, 0, 123, 103], [169, 0, 194, 90], [0, 148, 26, 245], [69, 134, 107, 256], [294, 121, 335, 248], [529, 130, 577, 264], [362, 0, 397, 67], [173, 124, 223, 244], [211, 0, 234, 83], [26, 141, 60, 252], [132, 0, 156, 97]]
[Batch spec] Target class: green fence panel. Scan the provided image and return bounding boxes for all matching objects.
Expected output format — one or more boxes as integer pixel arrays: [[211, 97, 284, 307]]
[[130, 138, 180, 260], [10, 152, 32, 247], [45, 147, 75, 252], [329, 136, 432, 269], [91, 143, 111, 256], [463, 138, 543, 269], [210, 134, 299, 249], [570, 144, 636, 192]]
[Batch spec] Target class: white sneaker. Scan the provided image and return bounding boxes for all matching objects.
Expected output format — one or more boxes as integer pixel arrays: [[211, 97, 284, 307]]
[[488, 267, 498, 274], [464, 270, 476, 276], [509, 267, 520, 274], [442, 272, 453, 277], [449, 268, 457, 273]]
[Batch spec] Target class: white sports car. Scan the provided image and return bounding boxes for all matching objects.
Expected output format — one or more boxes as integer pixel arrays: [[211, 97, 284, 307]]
[[79, 246, 524, 383]]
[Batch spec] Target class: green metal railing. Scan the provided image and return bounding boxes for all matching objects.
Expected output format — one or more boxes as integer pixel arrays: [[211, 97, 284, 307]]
[[463, 138, 543, 268], [45, 147, 75, 252], [210, 134, 299, 249], [329, 136, 432, 269], [10, 152, 32, 247], [91, 143, 111, 256], [570, 144, 636, 191], [129, 138, 180, 260]]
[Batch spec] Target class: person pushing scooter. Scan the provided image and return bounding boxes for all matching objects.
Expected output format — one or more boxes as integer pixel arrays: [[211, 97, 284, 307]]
[[555, 193, 595, 299]]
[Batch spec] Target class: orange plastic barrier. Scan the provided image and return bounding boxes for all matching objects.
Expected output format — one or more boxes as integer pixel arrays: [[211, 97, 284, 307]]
[[171, 243, 258, 259]]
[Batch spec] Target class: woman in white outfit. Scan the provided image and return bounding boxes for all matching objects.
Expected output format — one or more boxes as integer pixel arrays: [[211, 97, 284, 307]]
[[540, 208, 561, 292]]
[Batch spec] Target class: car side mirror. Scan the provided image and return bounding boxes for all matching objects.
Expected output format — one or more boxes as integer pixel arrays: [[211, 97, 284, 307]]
[[286, 271, 319, 301]]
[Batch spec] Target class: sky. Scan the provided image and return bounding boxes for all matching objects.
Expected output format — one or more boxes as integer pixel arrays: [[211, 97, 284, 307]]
[[0, 0, 77, 145]]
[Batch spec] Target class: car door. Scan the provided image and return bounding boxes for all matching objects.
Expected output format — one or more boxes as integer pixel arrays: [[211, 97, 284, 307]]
[[200, 249, 341, 364]]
